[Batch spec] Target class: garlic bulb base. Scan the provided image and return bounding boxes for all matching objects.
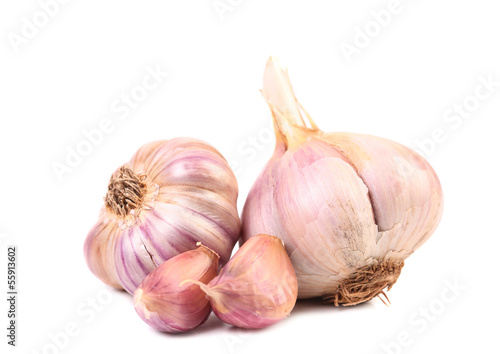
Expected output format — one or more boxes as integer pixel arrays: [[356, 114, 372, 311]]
[[325, 261, 404, 306]]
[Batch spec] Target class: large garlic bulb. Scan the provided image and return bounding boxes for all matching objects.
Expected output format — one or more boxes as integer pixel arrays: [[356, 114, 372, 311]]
[[241, 58, 443, 305], [84, 138, 241, 294]]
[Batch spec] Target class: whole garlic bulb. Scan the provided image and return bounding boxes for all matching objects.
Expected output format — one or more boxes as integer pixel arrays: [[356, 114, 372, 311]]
[[84, 138, 241, 294], [241, 58, 443, 305]]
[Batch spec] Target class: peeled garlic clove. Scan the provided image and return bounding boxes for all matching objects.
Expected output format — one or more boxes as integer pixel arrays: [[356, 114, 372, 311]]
[[241, 57, 443, 305], [190, 234, 298, 329], [84, 138, 241, 294], [133, 243, 219, 333]]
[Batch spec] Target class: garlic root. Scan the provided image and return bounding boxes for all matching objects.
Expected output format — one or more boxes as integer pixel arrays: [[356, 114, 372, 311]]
[[325, 260, 403, 306]]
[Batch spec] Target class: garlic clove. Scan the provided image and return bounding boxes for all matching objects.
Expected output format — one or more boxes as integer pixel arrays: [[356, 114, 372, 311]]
[[189, 234, 298, 329], [133, 243, 219, 333]]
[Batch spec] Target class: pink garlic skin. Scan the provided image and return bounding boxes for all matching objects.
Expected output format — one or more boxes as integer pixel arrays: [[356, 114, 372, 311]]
[[133, 245, 218, 333], [321, 133, 443, 260], [200, 234, 298, 329], [240, 57, 444, 299], [84, 138, 241, 294], [242, 136, 443, 298]]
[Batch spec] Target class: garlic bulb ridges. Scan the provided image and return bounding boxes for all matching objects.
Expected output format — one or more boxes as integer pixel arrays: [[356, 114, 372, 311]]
[[241, 58, 443, 305], [84, 138, 241, 294]]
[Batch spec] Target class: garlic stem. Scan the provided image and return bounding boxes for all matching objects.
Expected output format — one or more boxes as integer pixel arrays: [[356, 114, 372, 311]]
[[262, 57, 322, 148], [262, 57, 311, 148], [263, 57, 304, 125]]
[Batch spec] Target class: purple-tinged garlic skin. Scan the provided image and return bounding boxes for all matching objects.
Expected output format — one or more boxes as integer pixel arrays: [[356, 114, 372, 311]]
[[133, 244, 219, 333], [241, 58, 443, 304], [193, 234, 298, 329], [84, 138, 240, 294]]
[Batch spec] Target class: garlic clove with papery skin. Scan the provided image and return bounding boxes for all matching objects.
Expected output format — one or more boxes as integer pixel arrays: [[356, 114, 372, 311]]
[[241, 57, 443, 305], [133, 243, 219, 333], [186, 234, 298, 329]]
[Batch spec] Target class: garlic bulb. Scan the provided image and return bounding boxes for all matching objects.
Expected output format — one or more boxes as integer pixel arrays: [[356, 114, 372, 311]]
[[186, 234, 298, 329], [134, 243, 219, 333], [241, 58, 443, 305], [84, 138, 241, 294]]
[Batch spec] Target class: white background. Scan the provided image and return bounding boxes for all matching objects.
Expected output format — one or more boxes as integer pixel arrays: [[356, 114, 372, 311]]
[[1, 1, 499, 353]]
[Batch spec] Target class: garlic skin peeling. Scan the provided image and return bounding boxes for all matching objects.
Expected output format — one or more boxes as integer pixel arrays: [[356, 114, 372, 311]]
[[134, 244, 219, 333], [190, 234, 298, 329], [84, 138, 241, 294], [241, 58, 443, 305]]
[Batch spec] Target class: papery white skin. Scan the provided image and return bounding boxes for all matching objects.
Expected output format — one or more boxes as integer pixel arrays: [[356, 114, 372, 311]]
[[84, 138, 241, 294], [241, 58, 443, 301]]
